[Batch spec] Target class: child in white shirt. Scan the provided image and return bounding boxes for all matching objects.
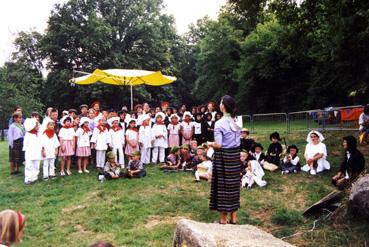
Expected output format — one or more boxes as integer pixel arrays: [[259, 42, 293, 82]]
[[91, 116, 111, 170], [108, 116, 125, 168], [23, 118, 42, 185], [151, 112, 168, 163], [139, 114, 152, 165], [41, 118, 60, 180], [75, 117, 92, 173], [58, 116, 76, 176]]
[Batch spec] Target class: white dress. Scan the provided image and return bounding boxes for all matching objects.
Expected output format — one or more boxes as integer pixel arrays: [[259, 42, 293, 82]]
[[151, 124, 168, 148], [304, 142, 330, 172]]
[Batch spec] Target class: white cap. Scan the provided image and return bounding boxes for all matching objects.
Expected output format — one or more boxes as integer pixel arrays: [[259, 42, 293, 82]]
[[169, 114, 179, 121], [155, 112, 166, 120], [60, 116, 73, 126], [24, 118, 38, 132], [107, 116, 120, 127], [183, 111, 193, 119], [94, 115, 103, 124], [79, 117, 90, 127]]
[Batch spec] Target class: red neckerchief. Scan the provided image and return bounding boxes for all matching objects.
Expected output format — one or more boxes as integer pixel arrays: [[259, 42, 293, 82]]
[[129, 127, 138, 132], [44, 129, 55, 139], [96, 124, 106, 133], [111, 126, 122, 132], [94, 111, 100, 117], [63, 124, 73, 129], [156, 120, 164, 125], [184, 119, 191, 124], [30, 129, 38, 136], [83, 126, 90, 134]]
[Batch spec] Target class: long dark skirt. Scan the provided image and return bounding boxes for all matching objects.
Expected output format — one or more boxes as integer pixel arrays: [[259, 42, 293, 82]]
[[209, 146, 241, 213], [9, 138, 24, 164]]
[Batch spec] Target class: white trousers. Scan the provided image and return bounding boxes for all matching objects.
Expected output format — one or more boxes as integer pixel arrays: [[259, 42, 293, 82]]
[[141, 148, 151, 165], [96, 150, 106, 168], [43, 158, 56, 178], [152, 147, 165, 163], [25, 160, 40, 183], [112, 147, 125, 167]]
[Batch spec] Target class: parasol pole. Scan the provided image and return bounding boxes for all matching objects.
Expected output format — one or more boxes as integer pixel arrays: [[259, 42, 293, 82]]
[[130, 81, 133, 111]]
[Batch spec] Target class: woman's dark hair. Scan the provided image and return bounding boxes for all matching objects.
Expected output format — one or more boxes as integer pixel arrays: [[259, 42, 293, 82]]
[[364, 104, 369, 115], [343, 135, 357, 153], [221, 95, 237, 117]]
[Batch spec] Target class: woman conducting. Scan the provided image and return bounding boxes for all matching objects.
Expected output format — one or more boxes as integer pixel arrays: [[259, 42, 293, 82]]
[[208, 95, 241, 224]]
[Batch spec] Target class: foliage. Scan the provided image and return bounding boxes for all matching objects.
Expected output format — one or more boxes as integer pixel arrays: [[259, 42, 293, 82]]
[[0, 61, 44, 128]]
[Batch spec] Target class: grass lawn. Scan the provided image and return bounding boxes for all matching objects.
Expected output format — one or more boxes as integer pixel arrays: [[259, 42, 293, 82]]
[[0, 130, 368, 247]]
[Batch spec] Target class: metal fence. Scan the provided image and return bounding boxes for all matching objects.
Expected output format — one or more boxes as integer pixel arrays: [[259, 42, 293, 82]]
[[239, 105, 365, 134]]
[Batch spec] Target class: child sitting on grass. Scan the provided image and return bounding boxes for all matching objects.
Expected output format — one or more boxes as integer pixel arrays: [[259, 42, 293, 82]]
[[281, 145, 301, 174], [160, 146, 181, 171], [241, 160, 267, 189], [194, 154, 212, 182], [127, 150, 146, 178], [180, 144, 192, 170], [102, 151, 124, 180], [252, 143, 265, 164], [263, 132, 283, 171]]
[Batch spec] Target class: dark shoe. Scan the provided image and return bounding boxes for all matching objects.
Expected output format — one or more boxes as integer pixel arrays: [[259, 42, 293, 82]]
[[43, 177, 49, 181], [24, 181, 32, 185], [50, 176, 57, 180]]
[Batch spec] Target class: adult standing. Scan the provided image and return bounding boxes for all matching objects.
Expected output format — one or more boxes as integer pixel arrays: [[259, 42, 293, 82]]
[[359, 104, 369, 144], [208, 95, 241, 224]]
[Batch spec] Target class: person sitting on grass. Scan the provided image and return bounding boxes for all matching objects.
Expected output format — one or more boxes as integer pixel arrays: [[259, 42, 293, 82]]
[[263, 132, 283, 171], [240, 128, 255, 153], [191, 145, 206, 173], [281, 145, 301, 175], [127, 150, 146, 178], [0, 210, 26, 247], [241, 159, 267, 189], [302, 130, 330, 175], [332, 136, 365, 190], [251, 143, 265, 165], [160, 146, 181, 171], [180, 144, 192, 170], [194, 154, 212, 182], [103, 151, 124, 180]]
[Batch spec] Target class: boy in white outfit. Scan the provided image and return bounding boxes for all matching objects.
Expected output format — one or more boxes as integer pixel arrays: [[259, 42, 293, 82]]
[[139, 114, 152, 165], [23, 118, 43, 185], [91, 116, 111, 170], [108, 116, 125, 168], [151, 112, 168, 163], [41, 118, 60, 180]]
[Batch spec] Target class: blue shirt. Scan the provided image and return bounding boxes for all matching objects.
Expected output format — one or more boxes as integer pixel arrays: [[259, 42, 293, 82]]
[[214, 117, 241, 149]]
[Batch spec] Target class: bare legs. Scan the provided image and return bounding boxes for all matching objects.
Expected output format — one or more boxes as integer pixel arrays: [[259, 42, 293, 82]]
[[219, 211, 237, 224]]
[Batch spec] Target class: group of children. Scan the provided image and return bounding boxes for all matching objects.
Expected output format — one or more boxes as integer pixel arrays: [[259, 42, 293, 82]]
[[7, 101, 222, 185], [239, 129, 301, 189], [8, 101, 305, 187]]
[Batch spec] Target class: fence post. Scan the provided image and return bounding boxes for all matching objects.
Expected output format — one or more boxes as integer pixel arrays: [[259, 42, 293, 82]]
[[251, 115, 254, 134]]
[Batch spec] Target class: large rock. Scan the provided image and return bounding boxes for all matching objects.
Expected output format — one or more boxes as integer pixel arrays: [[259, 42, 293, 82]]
[[349, 174, 369, 218], [173, 219, 295, 247]]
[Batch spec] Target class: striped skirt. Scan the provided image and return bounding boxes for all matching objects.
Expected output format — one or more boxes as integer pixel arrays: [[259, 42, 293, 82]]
[[209, 146, 241, 213], [9, 138, 24, 163]]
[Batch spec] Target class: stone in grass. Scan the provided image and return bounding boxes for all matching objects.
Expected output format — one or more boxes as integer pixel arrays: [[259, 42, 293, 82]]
[[349, 174, 369, 219], [173, 219, 295, 247]]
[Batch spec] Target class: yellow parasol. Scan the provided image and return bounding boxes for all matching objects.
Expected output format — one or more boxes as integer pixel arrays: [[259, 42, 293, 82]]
[[70, 68, 177, 110]]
